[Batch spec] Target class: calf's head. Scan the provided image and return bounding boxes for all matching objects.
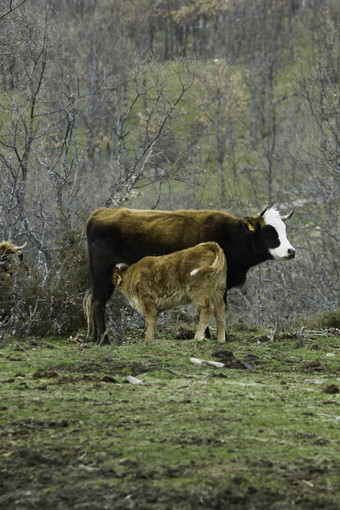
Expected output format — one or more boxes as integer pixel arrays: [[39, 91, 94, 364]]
[[246, 207, 296, 260]]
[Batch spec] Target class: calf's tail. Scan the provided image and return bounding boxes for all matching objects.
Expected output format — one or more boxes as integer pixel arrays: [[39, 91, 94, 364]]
[[190, 244, 226, 280]]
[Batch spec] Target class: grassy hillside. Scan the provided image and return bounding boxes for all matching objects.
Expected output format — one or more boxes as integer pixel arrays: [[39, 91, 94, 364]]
[[1, 325, 339, 509]]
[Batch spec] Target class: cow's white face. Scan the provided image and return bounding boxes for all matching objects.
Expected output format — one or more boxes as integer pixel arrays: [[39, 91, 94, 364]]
[[263, 208, 295, 260]]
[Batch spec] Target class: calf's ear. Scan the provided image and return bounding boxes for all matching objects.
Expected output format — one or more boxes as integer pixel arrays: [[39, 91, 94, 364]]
[[113, 273, 122, 286], [112, 268, 123, 286]]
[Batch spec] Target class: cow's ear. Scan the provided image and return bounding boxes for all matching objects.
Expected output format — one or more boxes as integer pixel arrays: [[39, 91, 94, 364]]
[[245, 217, 258, 232]]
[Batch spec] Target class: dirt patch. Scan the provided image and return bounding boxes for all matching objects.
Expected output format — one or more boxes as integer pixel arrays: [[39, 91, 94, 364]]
[[51, 359, 163, 377]]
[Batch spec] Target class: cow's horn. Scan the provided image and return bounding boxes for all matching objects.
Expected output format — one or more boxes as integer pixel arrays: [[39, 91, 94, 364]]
[[13, 242, 27, 251], [281, 209, 295, 221], [258, 206, 269, 217]]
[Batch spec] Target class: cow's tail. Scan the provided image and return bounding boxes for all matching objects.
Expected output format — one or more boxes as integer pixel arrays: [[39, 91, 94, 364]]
[[83, 289, 94, 338], [190, 243, 226, 280]]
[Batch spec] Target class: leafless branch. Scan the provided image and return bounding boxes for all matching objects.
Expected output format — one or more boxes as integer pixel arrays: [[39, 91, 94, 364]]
[[0, 0, 26, 23]]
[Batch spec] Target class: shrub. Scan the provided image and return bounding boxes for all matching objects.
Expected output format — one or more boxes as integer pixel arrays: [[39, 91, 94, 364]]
[[316, 309, 340, 329], [0, 221, 89, 337]]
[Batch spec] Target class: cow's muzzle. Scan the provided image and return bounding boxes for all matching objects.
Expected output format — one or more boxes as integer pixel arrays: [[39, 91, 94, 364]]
[[285, 248, 296, 259]]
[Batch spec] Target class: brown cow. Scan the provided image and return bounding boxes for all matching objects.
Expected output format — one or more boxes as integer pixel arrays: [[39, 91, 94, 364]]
[[110, 242, 227, 343], [86, 206, 295, 344]]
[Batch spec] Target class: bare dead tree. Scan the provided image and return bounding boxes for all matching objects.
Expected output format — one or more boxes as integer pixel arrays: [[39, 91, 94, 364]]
[[103, 60, 196, 207], [0, 5, 54, 261]]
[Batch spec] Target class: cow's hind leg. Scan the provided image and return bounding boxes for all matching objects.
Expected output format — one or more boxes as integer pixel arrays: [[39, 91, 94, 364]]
[[91, 269, 115, 345], [194, 299, 214, 340], [223, 289, 228, 341]]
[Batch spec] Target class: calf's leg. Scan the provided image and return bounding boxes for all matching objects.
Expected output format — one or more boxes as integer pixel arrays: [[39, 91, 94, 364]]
[[212, 293, 227, 343], [143, 297, 158, 343], [194, 299, 214, 340]]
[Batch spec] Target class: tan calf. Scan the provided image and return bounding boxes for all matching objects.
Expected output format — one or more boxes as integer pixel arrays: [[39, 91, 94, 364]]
[[112, 242, 227, 343]]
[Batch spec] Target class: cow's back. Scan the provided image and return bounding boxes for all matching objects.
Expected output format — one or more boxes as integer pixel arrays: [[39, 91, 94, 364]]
[[87, 207, 237, 265]]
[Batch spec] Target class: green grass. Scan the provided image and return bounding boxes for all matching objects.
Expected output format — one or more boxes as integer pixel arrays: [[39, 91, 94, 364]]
[[0, 326, 339, 509]]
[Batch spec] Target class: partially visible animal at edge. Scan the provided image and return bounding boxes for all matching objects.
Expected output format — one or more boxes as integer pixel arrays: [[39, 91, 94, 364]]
[[0, 241, 28, 277], [109, 241, 227, 343], [0, 241, 28, 322], [85, 205, 295, 345]]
